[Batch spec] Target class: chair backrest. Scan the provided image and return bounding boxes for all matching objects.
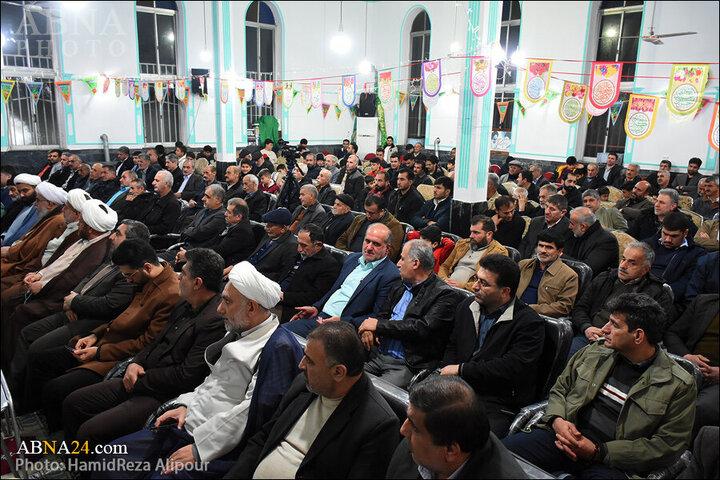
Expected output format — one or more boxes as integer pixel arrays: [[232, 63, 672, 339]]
[[442, 232, 461, 243], [265, 192, 277, 212], [561, 258, 593, 297], [543, 172, 553, 181], [502, 182, 517, 195], [607, 186, 623, 203], [667, 353, 703, 391], [399, 222, 414, 241], [662, 282, 674, 304], [677, 195, 694, 210], [417, 184, 434, 201], [505, 246, 521, 263], [600, 201, 616, 209], [489, 164, 500, 174], [330, 184, 342, 195], [610, 230, 637, 265], [451, 285, 475, 298], [250, 220, 267, 245], [528, 200, 539, 208], [349, 210, 363, 219], [521, 216, 531, 238], [680, 208, 703, 230], [326, 244, 350, 264], [367, 373, 410, 423], [537, 315, 574, 399]]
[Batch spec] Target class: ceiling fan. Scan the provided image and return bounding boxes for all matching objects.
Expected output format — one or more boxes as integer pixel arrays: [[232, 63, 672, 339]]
[[641, 2, 696, 45]]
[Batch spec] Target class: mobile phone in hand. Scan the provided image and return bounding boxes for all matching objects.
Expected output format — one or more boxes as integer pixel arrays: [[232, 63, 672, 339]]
[[64, 344, 76, 352], [152, 419, 179, 432]]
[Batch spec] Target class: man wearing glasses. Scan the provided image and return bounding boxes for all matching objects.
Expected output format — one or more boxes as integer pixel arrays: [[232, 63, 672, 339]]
[[335, 194, 404, 262]]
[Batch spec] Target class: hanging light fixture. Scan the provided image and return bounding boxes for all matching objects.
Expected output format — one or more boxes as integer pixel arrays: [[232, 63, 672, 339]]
[[200, 1, 211, 61], [358, 2, 373, 74], [331, 1, 351, 54]]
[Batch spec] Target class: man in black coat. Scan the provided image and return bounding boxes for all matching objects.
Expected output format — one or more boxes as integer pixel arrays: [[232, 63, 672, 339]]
[[318, 194, 355, 246], [140, 171, 181, 235], [387, 375, 529, 479], [359, 240, 463, 388], [242, 208, 299, 283], [113, 146, 135, 177], [387, 168, 425, 224], [88, 165, 122, 203], [629, 188, 698, 240], [564, 206, 619, 277], [315, 169, 337, 206], [277, 164, 312, 213], [339, 155, 366, 210], [277, 225, 341, 323], [242, 174, 270, 222], [560, 171, 583, 208], [62, 249, 226, 445], [174, 159, 205, 201], [519, 193, 571, 259], [224, 322, 398, 479], [598, 152, 623, 187], [440, 254, 545, 437], [178, 184, 226, 249], [490, 195, 525, 249], [579, 162, 606, 191], [223, 166, 244, 204]]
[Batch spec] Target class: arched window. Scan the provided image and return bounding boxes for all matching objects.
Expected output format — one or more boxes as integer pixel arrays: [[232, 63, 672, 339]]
[[136, 0, 180, 143], [1, 0, 60, 147], [245, 1, 276, 130], [407, 11, 430, 143]]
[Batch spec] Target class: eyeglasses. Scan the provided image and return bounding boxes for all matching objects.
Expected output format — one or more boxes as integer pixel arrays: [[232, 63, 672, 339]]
[[122, 269, 139, 279]]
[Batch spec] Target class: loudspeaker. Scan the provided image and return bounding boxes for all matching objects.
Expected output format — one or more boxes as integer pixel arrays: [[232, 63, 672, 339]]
[[191, 69, 209, 95], [358, 93, 377, 117]]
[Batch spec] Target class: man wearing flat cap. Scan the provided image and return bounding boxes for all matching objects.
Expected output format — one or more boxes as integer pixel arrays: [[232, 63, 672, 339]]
[[318, 194, 355, 246], [1, 199, 117, 369], [1, 182, 68, 280], [93, 262, 303, 479], [231, 208, 298, 283], [499, 159, 523, 184], [1, 173, 41, 246]]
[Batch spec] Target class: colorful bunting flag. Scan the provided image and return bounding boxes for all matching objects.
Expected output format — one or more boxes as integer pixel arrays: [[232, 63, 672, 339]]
[[709, 102, 719, 151], [83, 78, 97, 95], [497, 101, 509, 124], [694, 98, 710, 118], [609, 101, 624, 125], [587, 112, 593, 124], [378, 70, 394, 104], [515, 99, 526, 117], [306, 104, 312, 115], [283, 82, 294, 109], [183, 87, 190, 107], [422, 60, 442, 97], [311, 80, 322, 108], [115, 79, 121, 98], [625, 94, 659, 140], [26, 82, 43, 106], [409, 95, 419, 110], [301, 83, 312, 109], [470, 56, 492, 97], [1, 80, 16, 103], [102, 76, 110, 94], [237, 88, 245, 104], [55, 81, 72, 105], [334, 105, 342, 120], [155, 82, 165, 104], [559, 81, 588, 123], [128, 81, 135, 100], [176, 80, 186, 102], [524, 59, 553, 103], [322, 103, 330, 118], [398, 91, 407, 107], [264, 81, 273, 106], [220, 79, 229, 104], [342, 75, 355, 107], [667, 64, 709, 118], [589, 62, 622, 109], [121, 79, 129, 97], [273, 86, 282, 104], [254, 81, 264, 108], [540, 89, 560, 107], [140, 82, 149, 102], [422, 92, 439, 109], [134, 83, 140, 106]]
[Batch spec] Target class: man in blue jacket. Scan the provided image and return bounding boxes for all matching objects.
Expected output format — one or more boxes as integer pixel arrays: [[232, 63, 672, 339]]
[[643, 211, 707, 308], [283, 223, 400, 337], [410, 176, 453, 232]]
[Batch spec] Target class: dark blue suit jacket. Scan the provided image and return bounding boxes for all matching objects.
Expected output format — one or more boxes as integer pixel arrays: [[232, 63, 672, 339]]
[[313, 253, 400, 328], [410, 197, 452, 232]]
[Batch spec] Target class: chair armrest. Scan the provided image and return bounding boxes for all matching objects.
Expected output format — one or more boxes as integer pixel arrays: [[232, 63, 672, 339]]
[[143, 398, 182, 430], [103, 357, 135, 381], [507, 400, 549, 436]]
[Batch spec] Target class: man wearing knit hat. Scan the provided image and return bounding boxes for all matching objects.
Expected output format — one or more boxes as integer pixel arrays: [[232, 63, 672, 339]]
[[1, 173, 41, 246], [1, 199, 116, 369], [1, 182, 68, 280], [318, 194, 355, 246], [92, 262, 303, 479]]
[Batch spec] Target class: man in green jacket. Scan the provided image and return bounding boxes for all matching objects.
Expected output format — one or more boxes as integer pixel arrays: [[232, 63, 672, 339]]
[[503, 293, 696, 478]]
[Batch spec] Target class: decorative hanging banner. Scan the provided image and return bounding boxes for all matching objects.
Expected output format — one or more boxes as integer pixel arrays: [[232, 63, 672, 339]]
[[264, 81, 273, 106], [140, 82, 149, 102], [409, 95, 419, 110], [342, 75, 355, 107], [667, 64, 709, 117], [83, 78, 97, 95], [102, 76, 110, 94], [155, 82, 165, 103], [115, 79, 121, 97], [128, 81, 135, 100], [237, 88, 245, 104], [121, 79, 129, 97], [378, 70, 394, 104], [311, 80, 322, 108], [709, 102, 719, 151], [135, 84, 141, 106], [558, 81, 587, 123], [589, 62, 622, 109], [497, 101, 509, 124], [26, 82, 43, 106], [585, 100, 608, 117], [515, 99, 526, 118], [470, 56, 492, 97], [625, 94, 659, 140], [609, 101, 624, 125], [1, 80, 16, 103], [523, 59, 553, 103], [398, 91, 407, 107], [322, 103, 330, 118], [540, 89, 560, 107], [254, 81, 264, 108], [334, 104, 342, 120], [282, 82, 294, 109], [694, 98, 710, 118], [423, 92, 439, 109], [245, 85, 252, 103], [220, 79, 229, 104], [55, 81, 72, 105], [273, 86, 282, 104], [587, 112, 593, 124], [183, 87, 190, 107], [422, 60, 442, 97], [301, 83, 312, 108], [175, 80, 186, 101]]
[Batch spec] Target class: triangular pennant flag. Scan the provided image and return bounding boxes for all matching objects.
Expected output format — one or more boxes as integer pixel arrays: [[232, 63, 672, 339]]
[[609, 101, 624, 125], [322, 103, 330, 118], [1, 80, 16, 103], [115, 79, 121, 98], [587, 112, 593, 124], [135, 83, 140, 106], [237, 88, 245, 104], [350, 109, 356, 119], [183, 87, 190, 107], [306, 105, 312, 115], [515, 99, 526, 117], [424, 105, 429, 113], [540, 89, 560, 107], [55, 81, 72, 105], [497, 101, 509, 124], [694, 98, 711, 118], [409, 95, 419, 110], [335, 105, 342, 120], [398, 91, 407, 107], [273, 86, 282, 104], [102, 76, 110, 94], [83, 78, 98, 95], [26, 82, 43, 106]]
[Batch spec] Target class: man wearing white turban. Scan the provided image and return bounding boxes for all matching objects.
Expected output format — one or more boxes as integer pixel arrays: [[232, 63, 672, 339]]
[[1, 182, 68, 280], [1, 173, 42, 246], [94, 262, 304, 479], [40, 189, 91, 265]]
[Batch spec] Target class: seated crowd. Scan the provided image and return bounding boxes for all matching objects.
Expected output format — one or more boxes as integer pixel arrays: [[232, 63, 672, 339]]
[[0, 140, 717, 479]]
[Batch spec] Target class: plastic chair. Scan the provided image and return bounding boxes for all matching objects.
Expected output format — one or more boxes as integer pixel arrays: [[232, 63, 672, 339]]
[[677, 195, 693, 210], [505, 246, 521, 263], [522, 216, 531, 238], [502, 182, 517, 195], [561, 258, 593, 298], [265, 192, 277, 212], [680, 208, 703, 230], [103, 357, 135, 381], [417, 184, 434, 201], [607, 186, 624, 203], [490, 165, 500, 175], [611, 230, 637, 265]]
